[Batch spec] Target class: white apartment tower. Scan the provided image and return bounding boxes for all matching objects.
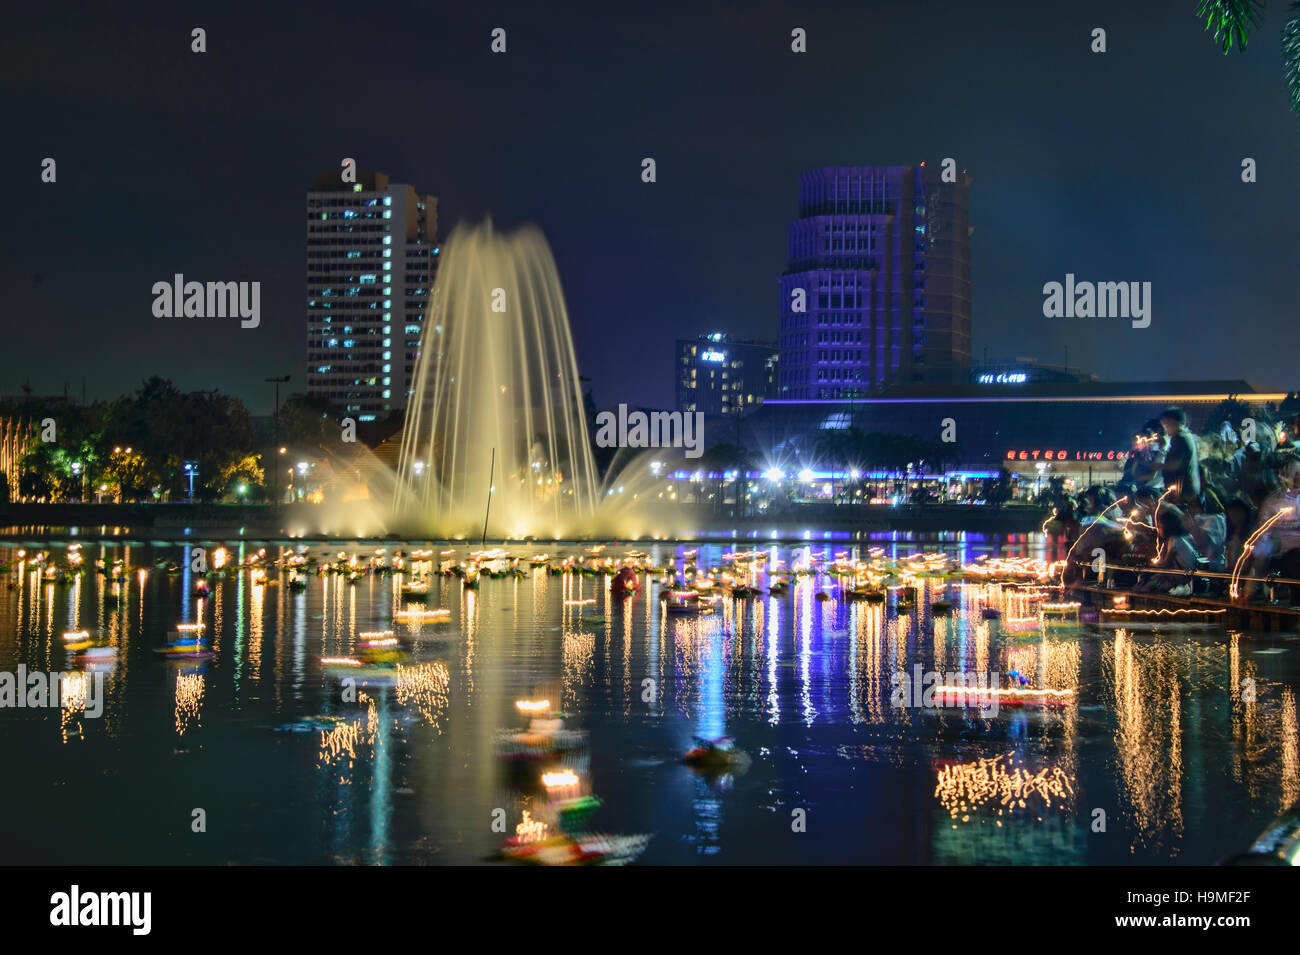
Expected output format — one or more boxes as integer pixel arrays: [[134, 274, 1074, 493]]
[[306, 170, 438, 420]]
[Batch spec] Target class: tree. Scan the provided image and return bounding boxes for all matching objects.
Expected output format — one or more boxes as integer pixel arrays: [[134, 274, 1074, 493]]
[[1203, 395, 1260, 438], [812, 427, 865, 501], [698, 443, 756, 510], [1195, 1, 1300, 119], [986, 468, 1013, 508], [18, 445, 55, 500], [929, 438, 963, 479], [1198, 0, 1262, 52], [1287, 4, 1300, 116], [278, 394, 346, 452]]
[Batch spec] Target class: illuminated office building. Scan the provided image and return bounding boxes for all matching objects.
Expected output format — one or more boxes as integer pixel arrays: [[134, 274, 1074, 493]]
[[779, 165, 972, 398], [676, 333, 778, 417]]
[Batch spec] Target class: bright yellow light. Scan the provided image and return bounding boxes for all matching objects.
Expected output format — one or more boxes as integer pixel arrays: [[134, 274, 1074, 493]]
[[515, 810, 548, 843], [542, 769, 579, 788]]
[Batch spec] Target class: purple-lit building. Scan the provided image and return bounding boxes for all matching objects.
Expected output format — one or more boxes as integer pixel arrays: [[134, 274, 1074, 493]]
[[778, 166, 972, 399]]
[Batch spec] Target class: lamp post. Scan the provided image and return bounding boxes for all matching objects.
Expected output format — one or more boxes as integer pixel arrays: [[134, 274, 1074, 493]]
[[265, 375, 290, 502], [193, 388, 219, 503], [183, 461, 199, 502]]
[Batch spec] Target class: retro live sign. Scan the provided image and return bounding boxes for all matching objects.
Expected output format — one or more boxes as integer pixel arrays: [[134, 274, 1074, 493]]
[[1006, 449, 1129, 461]]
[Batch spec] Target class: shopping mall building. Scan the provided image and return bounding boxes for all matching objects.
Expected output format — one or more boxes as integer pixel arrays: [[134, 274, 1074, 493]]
[[733, 378, 1290, 496]]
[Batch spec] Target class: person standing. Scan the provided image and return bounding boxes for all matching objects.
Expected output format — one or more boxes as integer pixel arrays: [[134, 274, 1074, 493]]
[[1154, 407, 1200, 504]]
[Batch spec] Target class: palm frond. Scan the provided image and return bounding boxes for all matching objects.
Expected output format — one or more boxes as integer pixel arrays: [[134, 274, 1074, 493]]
[[1285, 2, 1300, 114], [1197, 0, 1264, 52]]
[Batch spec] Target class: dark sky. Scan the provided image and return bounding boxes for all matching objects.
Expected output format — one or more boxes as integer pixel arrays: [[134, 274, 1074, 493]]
[[5, 0, 1298, 415]]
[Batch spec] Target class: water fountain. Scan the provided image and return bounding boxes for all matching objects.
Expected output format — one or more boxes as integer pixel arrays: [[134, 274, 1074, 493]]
[[393, 221, 600, 539]]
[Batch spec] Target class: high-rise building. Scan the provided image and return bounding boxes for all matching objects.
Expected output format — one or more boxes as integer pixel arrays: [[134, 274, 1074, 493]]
[[676, 333, 777, 417], [778, 165, 972, 399], [306, 171, 438, 420]]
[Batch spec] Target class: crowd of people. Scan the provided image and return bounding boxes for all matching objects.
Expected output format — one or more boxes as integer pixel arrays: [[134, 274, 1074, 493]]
[[1057, 407, 1300, 603]]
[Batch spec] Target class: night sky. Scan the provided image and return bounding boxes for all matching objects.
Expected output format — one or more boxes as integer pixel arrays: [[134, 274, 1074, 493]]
[[6, 0, 1298, 415]]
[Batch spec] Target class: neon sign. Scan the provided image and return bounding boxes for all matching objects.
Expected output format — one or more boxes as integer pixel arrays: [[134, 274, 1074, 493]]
[[978, 372, 1027, 384], [1005, 450, 1128, 462], [701, 350, 726, 363]]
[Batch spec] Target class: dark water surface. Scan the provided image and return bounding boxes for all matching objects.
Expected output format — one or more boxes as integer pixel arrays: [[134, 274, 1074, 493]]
[[1, 537, 1296, 865]]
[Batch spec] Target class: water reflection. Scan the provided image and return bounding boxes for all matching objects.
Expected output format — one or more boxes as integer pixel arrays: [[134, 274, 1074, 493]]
[[0, 538, 1296, 864]]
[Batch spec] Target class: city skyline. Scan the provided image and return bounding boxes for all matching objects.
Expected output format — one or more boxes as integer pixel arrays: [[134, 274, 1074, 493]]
[[6, 0, 1300, 889], [7, 0, 1298, 417]]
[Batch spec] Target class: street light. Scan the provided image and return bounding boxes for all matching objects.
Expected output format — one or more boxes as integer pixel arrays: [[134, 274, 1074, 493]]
[[266, 375, 290, 503]]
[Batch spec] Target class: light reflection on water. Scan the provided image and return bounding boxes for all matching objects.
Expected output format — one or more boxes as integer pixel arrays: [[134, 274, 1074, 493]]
[[0, 536, 1296, 865]]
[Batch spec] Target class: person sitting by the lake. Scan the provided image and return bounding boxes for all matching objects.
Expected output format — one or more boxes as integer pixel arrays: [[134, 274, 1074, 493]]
[[1135, 508, 1200, 595], [1125, 486, 1164, 563], [1250, 455, 1300, 603], [1181, 489, 1228, 572], [1152, 407, 1201, 504], [1235, 423, 1278, 503], [1117, 420, 1166, 495], [1223, 496, 1255, 575], [1049, 491, 1081, 539], [1062, 489, 1127, 585], [1278, 414, 1300, 453], [1079, 485, 1118, 522]]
